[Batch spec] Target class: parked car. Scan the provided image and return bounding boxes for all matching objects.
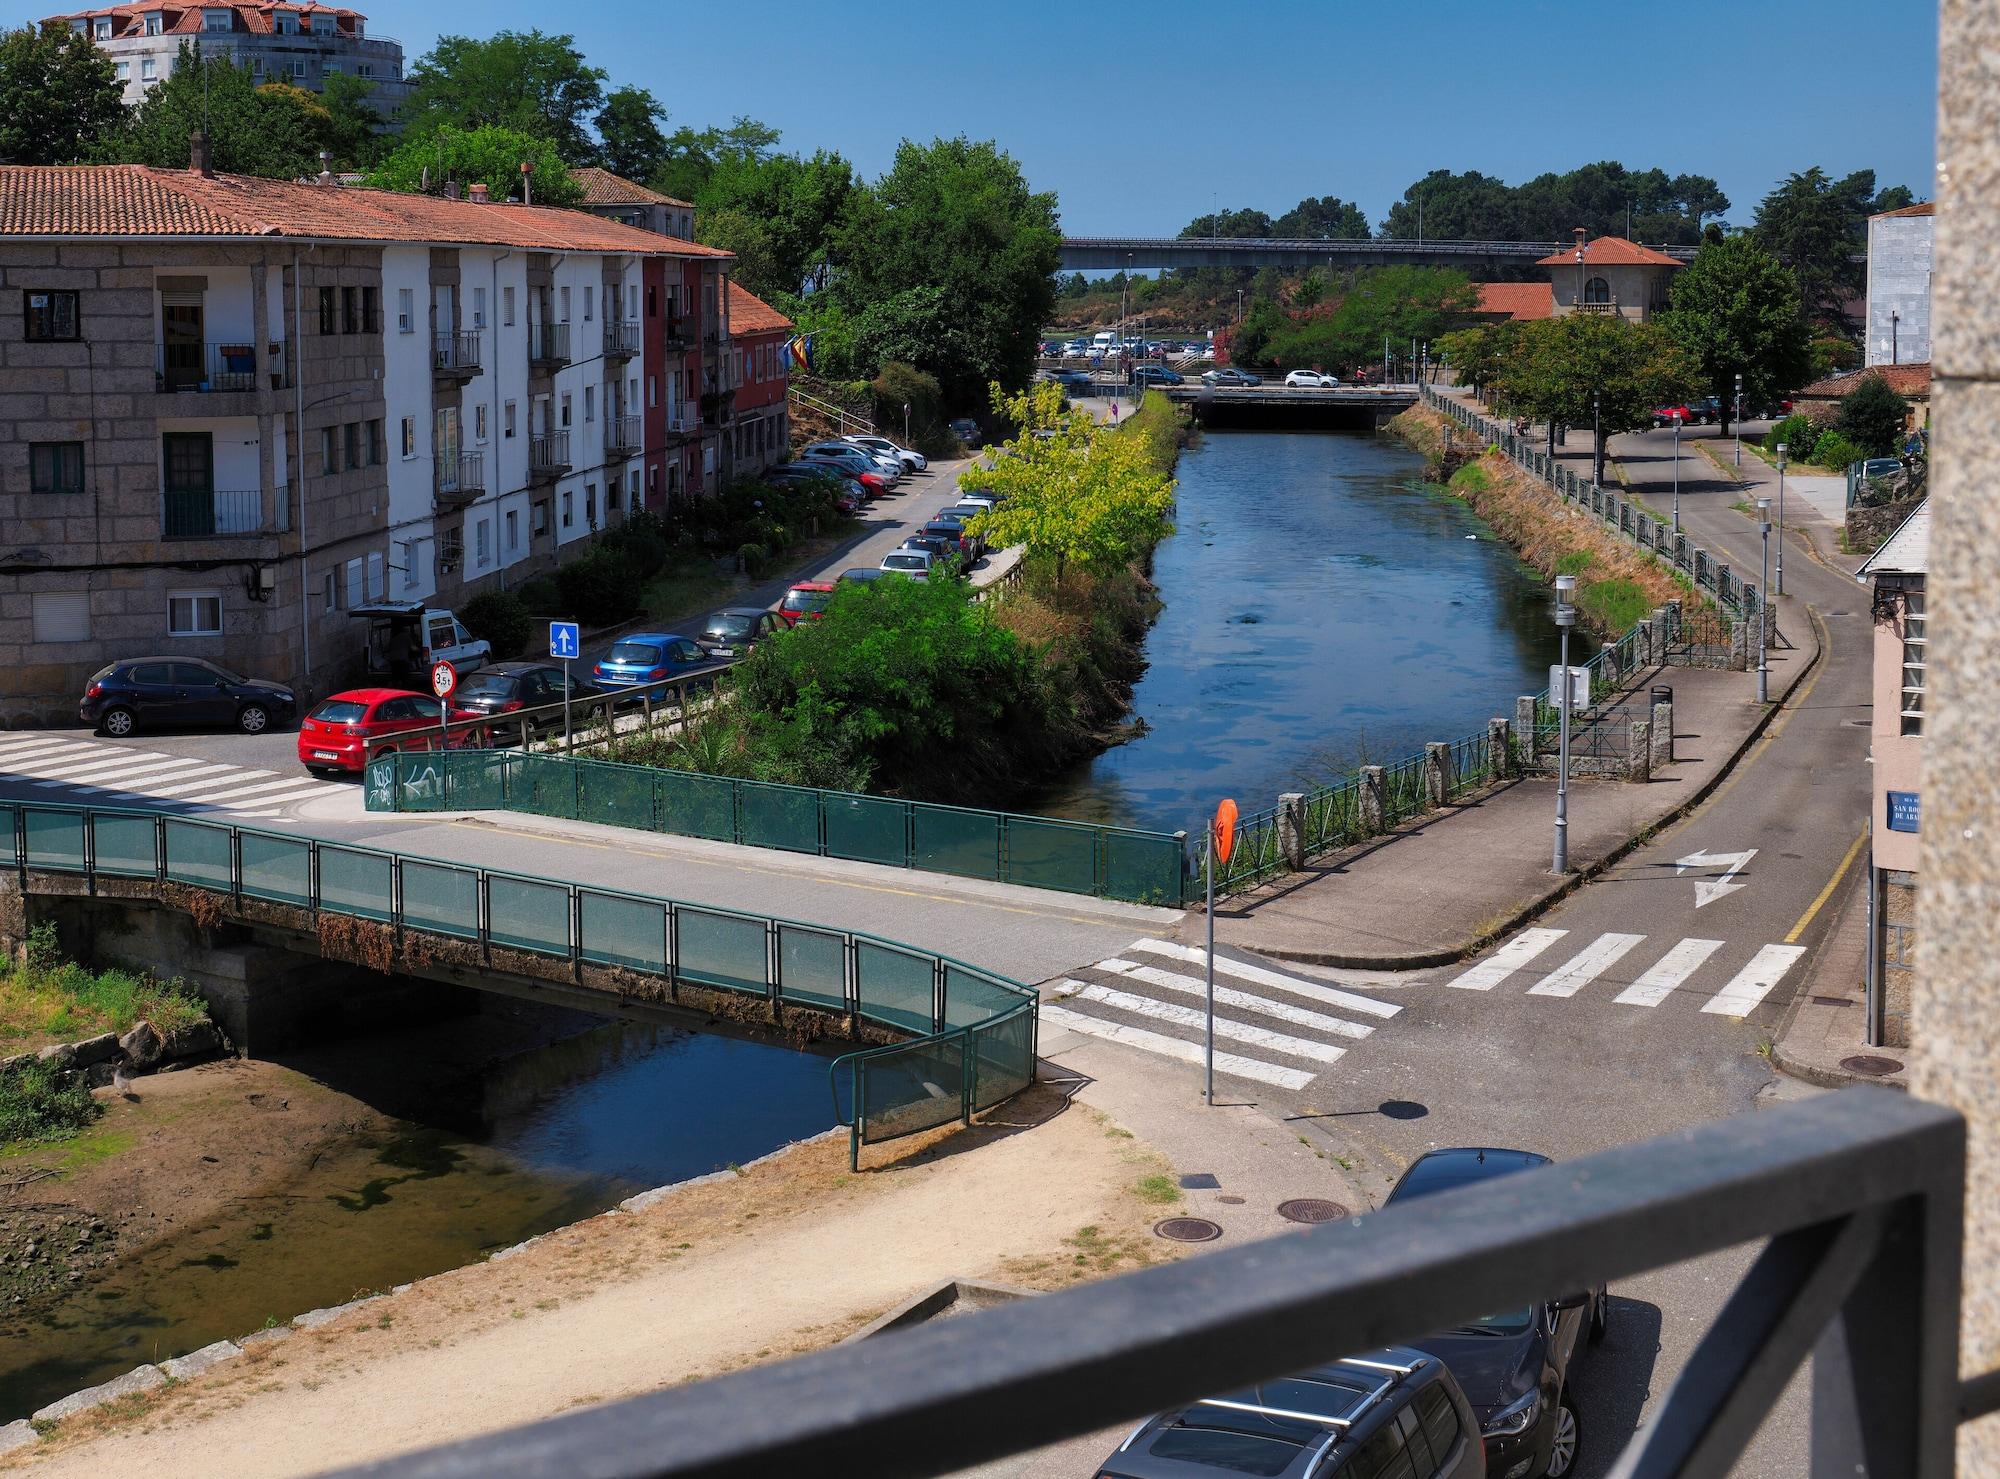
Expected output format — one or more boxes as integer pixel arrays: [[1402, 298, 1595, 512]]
[[879, 547, 936, 579], [1285, 369, 1338, 388], [898, 530, 963, 569], [777, 581, 837, 625], [951, 491, 1001, 513], [798, 447, 893, 495], [698, 607, 784, 659], [81, 657, 297, 738], [801, 442, 900, 484], [1096, 1347, 1484, 1479], [1386, 1147, 1605, 1479], [837, 566, 892, 585], [1651, 399, 1718, 427], [590, 632, 715, 691], [298, 688, 450, 775], [921, 518, 983, 563], [1133, 365, 1184, 386], [766, 464, 867, 511], [944, 500, 997, 532], [448, 661, 607, 737], [1202, 367, 1260, 388], [843, 433, 928, 473], [949, 417, 982, 446], [1053, 369, 1095, 392]]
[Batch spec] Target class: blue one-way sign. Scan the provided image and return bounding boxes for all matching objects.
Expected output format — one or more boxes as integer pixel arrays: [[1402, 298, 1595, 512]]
[[549, 620, 581, 660]]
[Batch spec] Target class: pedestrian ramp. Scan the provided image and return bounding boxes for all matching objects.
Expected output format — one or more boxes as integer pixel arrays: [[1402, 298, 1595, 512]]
[[1446, 927, 1807, 1018], [1038, 937, 1402, 1092]]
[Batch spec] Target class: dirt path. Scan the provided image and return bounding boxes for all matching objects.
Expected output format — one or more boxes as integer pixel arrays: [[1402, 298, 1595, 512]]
[[14, 1088, 1178, 1477]]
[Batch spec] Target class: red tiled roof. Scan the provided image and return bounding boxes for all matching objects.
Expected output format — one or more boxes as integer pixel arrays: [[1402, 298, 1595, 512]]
[[0, 166, 733, 257], [727, 280, 792, 336], [48, 3, 366, 39], [571, 167, 692, 210], [1473, 282, 1553, 321], [1797, 363, 1932, 399], [1872, 201, 1935, 219], [1535, 235, 1683, 268]]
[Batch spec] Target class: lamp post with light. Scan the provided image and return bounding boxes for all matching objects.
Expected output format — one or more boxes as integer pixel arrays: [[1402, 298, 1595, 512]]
[[1672, 409, 1683, 533], [1734, 372, 1744, 468], [1757, 498, 1772, 704], [1553, 574, 1577, 874], [1775, 441, 1788, 597]]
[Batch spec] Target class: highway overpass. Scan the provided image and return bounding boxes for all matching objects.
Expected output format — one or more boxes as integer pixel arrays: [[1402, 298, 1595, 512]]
[[1060, 236, 1699, 274]]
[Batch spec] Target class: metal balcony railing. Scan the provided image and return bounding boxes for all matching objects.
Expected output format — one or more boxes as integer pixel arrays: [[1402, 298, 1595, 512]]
[[665, 407, 700, 438], [155, 342, 261, 393], [162, 487, 264, 538], [319, 1089, 1993, 1479], [433, 451, 484, 501], [604, 415, 641, 459], [529, 430, 570, 476], [661, 315, 690, 351], [529, 322, 571, 369], [433, 329, 481, 375], [1569, 298, 1622, 315], [604, 319, 640, 358]]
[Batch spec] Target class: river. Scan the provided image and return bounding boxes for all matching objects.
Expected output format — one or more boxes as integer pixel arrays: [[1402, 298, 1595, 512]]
[[1033, 429, 1577, 834]]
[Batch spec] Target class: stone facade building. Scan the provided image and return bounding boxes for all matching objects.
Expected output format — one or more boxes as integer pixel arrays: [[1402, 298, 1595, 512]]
[[1866, 201, 1934, 369], [1537, 229, 1682, 323]]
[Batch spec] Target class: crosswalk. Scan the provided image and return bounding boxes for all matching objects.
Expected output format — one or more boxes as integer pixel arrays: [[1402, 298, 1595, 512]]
[[1447, 928, 1806, 1018], [0, 733, 344, 820]]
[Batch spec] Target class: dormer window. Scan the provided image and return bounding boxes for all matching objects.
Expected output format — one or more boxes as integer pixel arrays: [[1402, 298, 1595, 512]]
[[144, 12, 163, 35], [69, 18, 86, 33], [204, 9, 232, 31], [313, 15, 334, 35], [94, 18, 112, 38]]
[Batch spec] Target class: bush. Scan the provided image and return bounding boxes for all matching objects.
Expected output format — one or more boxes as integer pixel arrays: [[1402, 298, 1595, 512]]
[[1765, 413, 1818, 459], [872, 360, 956, 458], [516, 574, 560, 614], [1837, 373, 1911, 458], [1811, 431, 1868, 471], [737, 542, 770, 576], [0, 1057, 99, 1144], [553, 548, 642, 627], [460, 590, 533, 659]]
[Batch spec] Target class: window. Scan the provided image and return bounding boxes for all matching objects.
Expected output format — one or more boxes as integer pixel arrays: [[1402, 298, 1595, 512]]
[[585, 484, 596, 525], [29, 442, 84, 494], [503, 286, 515, 326], [504, 509, 519, 552], [532, 499, 548, 535], [115, 60, 129, 79], [1901, 585, 1926, 736], [368, 419, 385, 465], [1346, 1423, 1414, 1479], [503, 400, 517, 439], [583, 285, 594, 321], [628, 284, 638, 319], [318, 286, 335, 335], [343, 421, 360, 470], [167, 590, 223, 636], [366, 552, 384, 600], [342, 286, 359, 334], [400, 416, 415, 459], [474, 519, 490, 563], [629, 468, 639, 504], [141, 56, 156, 80], [1584, 276, 1611, 305], [31, 592, 90, 643], [561, 490, 573, 528], [345, 557, 363, 609], [24, 290, 80, 342], [320, 426, 338, 475], [560, 286, 571, 322], [96, 18, 112, 38], [647, 374, 657, 408], [647, 285, 657, 317], [474, 404, 488, 442], [358, 63, 373, 78], [398, 288, 413, 333], [560, 392, 572, 428], [144, 13, 161, 35], [472, 287, 486, 329], [362, 286, 378, 332], [323, 571, 338, 611], [401, 545, 418, 590], [1414, 1387, 1460, 1469], [203, 8, 231, 30], [288, 59, 307, 80], [584, 386, 595, 423]]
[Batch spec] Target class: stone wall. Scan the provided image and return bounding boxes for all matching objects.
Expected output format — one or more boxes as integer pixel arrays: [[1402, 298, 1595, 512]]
[[1846, 492, 1925, 556]]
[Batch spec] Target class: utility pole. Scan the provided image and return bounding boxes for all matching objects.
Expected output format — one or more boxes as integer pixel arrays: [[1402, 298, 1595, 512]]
[[1734, 372, 1743, 468], [1672, 411, 1682, 534], [1757, 500, 1772, 704], [1553, 575, 1577, 873], [1775, 441, 1788, 597]]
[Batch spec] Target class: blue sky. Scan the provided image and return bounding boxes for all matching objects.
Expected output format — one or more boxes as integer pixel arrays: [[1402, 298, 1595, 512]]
[[400, 0, 1932, 234]]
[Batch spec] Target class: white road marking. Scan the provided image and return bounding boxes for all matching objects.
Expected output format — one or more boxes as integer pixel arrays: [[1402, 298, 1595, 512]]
[[1614, 939, 1726, 1007], [1527, 933, 1647, 998], [0, 739, 89, 761], [138, 770, 278, 801], [1040, 1005, 1315, 1090], [54, 758, 215, 790], [1701, 944, 1808, 1016], [211, 783, 332, 810], [1128, 939, 1401, 1018], [0, 748, 141, 777], [1448, 928, 1567, 991], [178, 775, 329, 806], [1095, 960, 1374, 1039], [26, 754, 178, 784], [77, 763, 240, 796], [1070, 983, 1346, 1064], [1677, 848, 1758, 908]]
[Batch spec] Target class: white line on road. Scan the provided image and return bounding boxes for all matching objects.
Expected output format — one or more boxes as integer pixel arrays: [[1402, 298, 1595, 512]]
[[176, 775, 333, 806], [211, 783, 334, 810], [0, 739, 90, 761], [1129, 939, 1401, 1018], [1614, 939, 1726, 1007], [1448, 928, 1568, 991], [134, 768, 275, 799], [1526, 933, 1648, 998], [1039, 1005, 1316, 1090], [0, 747, 134, 776], [40, 756, 207, 789], [1071, 984, 1348, 1064], [1701, 944, 1808, 1017], [26, 754, 179, 785], [1094, 960, 1374, 1039], [74, 763, 239, 796]]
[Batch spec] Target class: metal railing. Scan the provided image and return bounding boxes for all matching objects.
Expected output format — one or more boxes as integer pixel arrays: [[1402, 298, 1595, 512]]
[[368, 749, 1188, 908], [529, 430, 570, 476], [530, 321, 571, 368], [161, 487, 265, 538], [433, 451, 484, 501], [604, 319, 641, 358], [155, 341, 262, 393], [605, 415, 642, 459], [321, 1088, 1993, 1479], [3, 797, 1039, 1178], [433, 329, 481, 375]]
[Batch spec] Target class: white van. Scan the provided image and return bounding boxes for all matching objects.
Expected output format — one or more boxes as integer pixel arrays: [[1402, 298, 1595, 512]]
[[1091, 330, 1118, 356]]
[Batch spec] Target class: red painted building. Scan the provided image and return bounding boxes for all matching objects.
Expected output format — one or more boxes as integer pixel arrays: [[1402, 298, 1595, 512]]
[[724, 281, 793, 479]]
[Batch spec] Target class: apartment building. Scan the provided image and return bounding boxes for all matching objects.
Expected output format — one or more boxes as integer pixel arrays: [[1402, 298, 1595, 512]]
[[725, 280, 793, 479], [0, 149, 731, 724], [1866, 202, 1934, 369], [50, 1, 410, 115]]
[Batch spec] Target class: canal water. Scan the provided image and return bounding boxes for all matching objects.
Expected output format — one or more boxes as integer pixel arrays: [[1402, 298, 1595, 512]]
[[0, 1008, 834, 1421], [1035, 430, 1576, 834]]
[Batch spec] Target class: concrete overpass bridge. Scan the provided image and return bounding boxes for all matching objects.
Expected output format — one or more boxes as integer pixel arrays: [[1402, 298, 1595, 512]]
[[1161, 383, 1420, 430], [1060, 236, 1699, 274]]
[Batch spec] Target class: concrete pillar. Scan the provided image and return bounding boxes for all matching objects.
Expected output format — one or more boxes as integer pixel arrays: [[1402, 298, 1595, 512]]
[[1424, 742, 1451, 807], [1276, 792, 1305, 872], [1626, 720, 1651, 783], [1515, 695, 1537, 745], [1488, 718, 1512, 779], [1358, 766, 1385, 834], [1730, 620, 1749, 672], [1650, 701, 1674, 767], [1650, 606, 1672, 663]]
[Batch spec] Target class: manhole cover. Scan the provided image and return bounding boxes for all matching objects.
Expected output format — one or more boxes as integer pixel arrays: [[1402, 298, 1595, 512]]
[[1277, 1199, 1351, 1224], [1840, 1054, 1904, 1077], [1155, 1217, 1224, 1243], [1216, 1195, 1247, 1206]]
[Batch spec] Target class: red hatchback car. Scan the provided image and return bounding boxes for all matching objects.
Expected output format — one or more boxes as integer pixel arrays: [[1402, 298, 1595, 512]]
[[297, 688, 451, 776], [777, 581, 836, 626]]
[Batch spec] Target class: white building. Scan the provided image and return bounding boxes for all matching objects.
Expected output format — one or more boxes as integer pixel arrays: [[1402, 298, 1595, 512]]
[[1866, 202, 1934, 368]]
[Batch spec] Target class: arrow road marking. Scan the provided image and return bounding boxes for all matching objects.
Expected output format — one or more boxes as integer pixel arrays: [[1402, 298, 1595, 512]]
[[1676, 848, 1757, 908]]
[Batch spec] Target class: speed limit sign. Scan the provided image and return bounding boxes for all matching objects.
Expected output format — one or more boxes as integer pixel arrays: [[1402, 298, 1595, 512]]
[[430, 660, 457, 699]]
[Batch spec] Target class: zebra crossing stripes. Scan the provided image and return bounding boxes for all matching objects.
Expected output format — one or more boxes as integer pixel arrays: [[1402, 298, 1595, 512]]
[[1613, 939, 1725, 1008], [1039, 1005, 1316, 1091], [1448, 929, 1566, 991], [1127, 938, 1402, 1019], [0, 734, 342, 818], [1096, 959, 1377, 1039], [1700, 945, 1809, 1017], [1450, 928, 1808, 1016], [1526, 933, 1646, 998], [1062, 982, 1348, 1065]]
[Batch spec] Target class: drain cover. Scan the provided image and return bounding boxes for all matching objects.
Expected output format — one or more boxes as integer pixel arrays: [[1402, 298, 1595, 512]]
[[1155, 1217, 1224, 1243], [1216, 1195, 1247, 1206], [1277, 1199, 1350, 1224], [1840, 1054, 1904, 1077]]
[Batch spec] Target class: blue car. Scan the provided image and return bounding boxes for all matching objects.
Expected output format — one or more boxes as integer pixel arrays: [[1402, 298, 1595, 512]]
[[590, 632, 714, 693]]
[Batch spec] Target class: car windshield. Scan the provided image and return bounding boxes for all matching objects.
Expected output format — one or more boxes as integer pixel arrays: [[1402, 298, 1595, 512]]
[[706, 614, 755, 638], [606, 641, 662, 665], [1445, 1308, 1536, 1336], [310, 700, 368, 723], [455, 675, 520, 698], [781, 590, 831, 614], [883, 554, 926, 570]]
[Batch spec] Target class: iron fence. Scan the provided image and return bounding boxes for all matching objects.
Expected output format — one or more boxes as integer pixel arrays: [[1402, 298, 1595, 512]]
[[1, 799, 1037, 1169]]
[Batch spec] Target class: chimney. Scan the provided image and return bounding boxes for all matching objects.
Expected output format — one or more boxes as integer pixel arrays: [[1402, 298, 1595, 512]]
[[443, 178, 460, 201], [1573, 225, 1588, 253], [317, 150, 334, 186], [188, 130, 212, 178], [468, 182, 490, 204]]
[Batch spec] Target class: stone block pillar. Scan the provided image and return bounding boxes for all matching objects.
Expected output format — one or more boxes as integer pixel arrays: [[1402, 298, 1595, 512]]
[[1626, 720, 1651, 782], [1515, 695, 1537, 745], [1358, 766, 1385, 834], [1730, 620, 1750, 672], [1424, 742, 1451, 807], [1650, 701, 1674, 767], [1488, 718, 1512, 779], [1276, 793, 1305, 872], [1650, 606, 1672, 666]]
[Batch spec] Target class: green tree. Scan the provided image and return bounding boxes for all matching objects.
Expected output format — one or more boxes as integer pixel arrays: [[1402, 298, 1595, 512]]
[[1837, 373, 1911, 457], [1436, 323, 1517, 401], [110, 46, 326, 177], [594, 85, 667, 180], [1180, 206, 1275, 238], [1494, 315, 1697, 480], [1291, 270, 1327, 309], [695, 148, 860, 296], [834, 136, 1059, 404], [0, 23, 124, 166], [1272, 195, 1370, 239], [1661, 233, 1813, 434], [652, 116, 781, 202], [402, 30, 605, 163], [316, 71, 385, 169], [366, 124, 582, 207], [1382, 162, 1729, 244], [1754, 167, 1913, 322]]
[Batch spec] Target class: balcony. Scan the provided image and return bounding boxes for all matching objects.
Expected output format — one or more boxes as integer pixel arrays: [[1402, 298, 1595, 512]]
[[661, 315, 690, 353], [663, 408, 700, 443], [603, 320, 640, 360], [1570, 298, 1623, 315], [604, 415, 642, 460], [529, 430, 571, 482], [433, 329, 482, 380], [700, 389, 735, 427], [529, 322, 571, 371], [162, 487, 266, 538], [433, 451, 485, 508], [155, 342, 269, 394]]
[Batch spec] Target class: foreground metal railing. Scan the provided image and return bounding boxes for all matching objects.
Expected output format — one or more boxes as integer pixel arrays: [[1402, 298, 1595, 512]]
[[326, 1089, 1991, 1478]]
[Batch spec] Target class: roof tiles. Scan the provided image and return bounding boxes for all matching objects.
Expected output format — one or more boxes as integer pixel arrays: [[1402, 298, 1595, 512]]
[[571, 167, 692, 210], [727, 280, 792, 336], [1534, 236, 1683, 268], [1474, 282, 1554, 321]]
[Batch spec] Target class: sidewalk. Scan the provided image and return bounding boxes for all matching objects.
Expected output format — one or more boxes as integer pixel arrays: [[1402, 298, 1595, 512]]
[[1772, 861, 1921, 1092], [1201, 627, 1821, 969]]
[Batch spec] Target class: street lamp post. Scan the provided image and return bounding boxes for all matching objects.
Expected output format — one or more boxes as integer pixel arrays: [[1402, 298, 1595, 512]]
[[1592, 391, 1602, 485], [1734, 372, 1744, 468], [1775, 441, 1788, 597], [1672, 410, 1683, 534], [1757, 498, 1772, 704], [1553, 574, 1577, 874]]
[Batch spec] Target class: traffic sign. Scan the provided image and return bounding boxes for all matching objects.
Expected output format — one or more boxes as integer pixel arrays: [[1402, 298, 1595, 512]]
[[1212, 799, 1239, 865], [430, 660, 457, 699], [549, 620, 581, 660]]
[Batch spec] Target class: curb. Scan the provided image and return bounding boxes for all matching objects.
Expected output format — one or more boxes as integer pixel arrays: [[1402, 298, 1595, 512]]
[[1768, 1039, 1909, 1093], [1242, 606, 1830, 972]]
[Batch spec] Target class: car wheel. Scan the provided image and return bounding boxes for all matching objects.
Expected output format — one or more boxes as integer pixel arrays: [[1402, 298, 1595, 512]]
[[99, 706, 136, 738], [1589, 1291, 1609, 1345], [1543, 1393, 1581, 1478], [238, 703, 270, 735]]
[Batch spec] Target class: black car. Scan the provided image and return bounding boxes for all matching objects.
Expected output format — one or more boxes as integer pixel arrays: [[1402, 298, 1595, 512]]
[[1204, 367, 1263, 388], [898, 530, 964, 571], [948, 417, 982, 446], [1386, 1148, 1604, 1479], [837, 567, 892, 585], [921, 518, 984, 563], [80, 657, 296, 737], [1098, 1347, 1484, 1478], [449, 662, 604, 734], [1053, 369, 1095, 392], [1133, 364, 1185, 386], [698, 607, 784, 659]]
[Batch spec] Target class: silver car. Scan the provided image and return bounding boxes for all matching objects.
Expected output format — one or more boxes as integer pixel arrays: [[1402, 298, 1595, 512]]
[[878, 547, 934, 579], [843, 434, 927, 473]]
